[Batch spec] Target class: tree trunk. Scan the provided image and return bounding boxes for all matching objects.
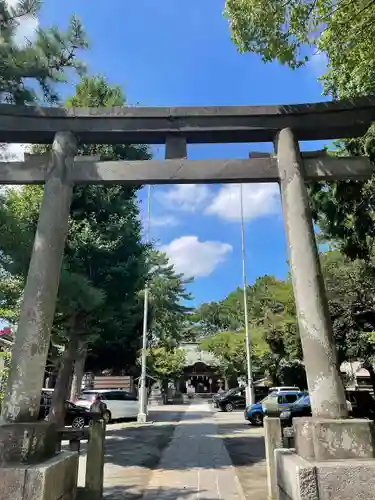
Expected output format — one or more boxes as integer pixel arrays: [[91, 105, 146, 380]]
[[70, 341, 87, 401], [47, 336, 78, 427]]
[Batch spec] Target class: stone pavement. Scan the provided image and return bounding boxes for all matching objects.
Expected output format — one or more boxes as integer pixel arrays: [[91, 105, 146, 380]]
[[142, 403, 247, 499], [73, 403, 268, 499], [75, 406, 184, 499]]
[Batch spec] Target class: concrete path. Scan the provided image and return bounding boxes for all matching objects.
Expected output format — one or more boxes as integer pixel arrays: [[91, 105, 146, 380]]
[[142, 403, 246, 500]]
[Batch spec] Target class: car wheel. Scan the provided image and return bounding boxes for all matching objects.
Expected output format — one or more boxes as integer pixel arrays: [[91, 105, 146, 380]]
[[103, 410, 111, 424], [224, 402, 234, 412], [71, 416, 86, 429], [251, 412, 264, 426]]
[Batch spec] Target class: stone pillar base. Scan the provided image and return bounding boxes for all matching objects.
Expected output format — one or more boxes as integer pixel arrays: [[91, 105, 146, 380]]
[[0, 421, 58, 466], [293, 417, 375, 461], [0, 451, 78, 500], [275, 448, 375, 500]]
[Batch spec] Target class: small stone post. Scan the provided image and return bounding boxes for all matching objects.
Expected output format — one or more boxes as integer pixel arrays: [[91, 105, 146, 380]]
[[1, 131, 77, 423], [264, 417, 283, 500], [85, 419, 106, 500], [275, 128, 347, 419]]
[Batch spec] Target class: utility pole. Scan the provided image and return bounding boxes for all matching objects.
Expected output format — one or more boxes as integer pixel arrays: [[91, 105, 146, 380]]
[[137, 185, 151, 423], [240, 183, 255, 406]]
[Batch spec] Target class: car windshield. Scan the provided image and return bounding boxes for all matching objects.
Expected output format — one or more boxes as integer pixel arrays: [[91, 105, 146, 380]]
[[261, 392, 277, 403], [226, 388, 240, 396], [295, 395, 310, 406], [78, 392, 96, 400]]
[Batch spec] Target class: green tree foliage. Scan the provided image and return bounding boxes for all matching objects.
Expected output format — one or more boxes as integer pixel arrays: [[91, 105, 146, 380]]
[[249, 276, 301, 360], [309, 149, 375, 262], [225, 0, 375, 93], [321, 250, 375, 390], [146, 347, 186, 387], [224, 0, 375, 262], [0, 0, 88, 104], [200, 330, 257, 382], [0, 351, 11, 407], [146, 250, 193, 348], [196, 275, 302, 384]]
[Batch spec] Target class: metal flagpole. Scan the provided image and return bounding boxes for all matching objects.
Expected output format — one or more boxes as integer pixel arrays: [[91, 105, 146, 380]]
[[137, 184, 151, 423], [240, 183, 255, 406]]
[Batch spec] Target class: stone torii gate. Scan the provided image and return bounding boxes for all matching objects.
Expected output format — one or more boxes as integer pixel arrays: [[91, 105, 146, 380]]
[[0, 98, 374, 500]]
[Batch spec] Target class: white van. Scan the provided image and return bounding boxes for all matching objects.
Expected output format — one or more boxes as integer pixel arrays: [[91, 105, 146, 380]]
[[73, 389, 138, 422]]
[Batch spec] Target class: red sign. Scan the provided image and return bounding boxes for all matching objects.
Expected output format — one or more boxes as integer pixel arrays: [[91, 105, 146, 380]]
[[0, 327, 12, 337]]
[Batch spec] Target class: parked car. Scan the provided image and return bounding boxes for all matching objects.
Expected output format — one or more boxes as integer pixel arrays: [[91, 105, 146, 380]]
[[216, 387, 248, 412], [213, 388, 239, 409], [64, 402, 94, 429], [73, 389, 138, 422], [216, 386, 270, 412], [39, 391, 93, 429], [280, 390, 375, 427], [244, 390, 306, 425]]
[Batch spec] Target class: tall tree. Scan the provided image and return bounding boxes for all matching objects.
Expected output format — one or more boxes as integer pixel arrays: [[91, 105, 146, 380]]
[[196, 275, 303, 385], [146, 250, 193, 348], [321, 250, 375, 391], [224, 0, 375, 90], [146, 347, 186, 393], [0, 0, 88, 104], [199, 329, 266, 385], [224, 0, 375, 261]]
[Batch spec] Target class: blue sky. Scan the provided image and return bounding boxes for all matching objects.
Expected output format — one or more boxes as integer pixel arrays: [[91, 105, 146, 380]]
[[35, 0, 329, 306]]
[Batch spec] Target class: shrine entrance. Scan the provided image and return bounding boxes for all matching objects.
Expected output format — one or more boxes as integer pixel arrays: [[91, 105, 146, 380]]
[[179, 362, 220, 394]]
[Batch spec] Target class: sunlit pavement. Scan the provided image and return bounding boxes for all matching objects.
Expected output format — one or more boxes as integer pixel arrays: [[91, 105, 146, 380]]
[[71, 403, 267, 499]]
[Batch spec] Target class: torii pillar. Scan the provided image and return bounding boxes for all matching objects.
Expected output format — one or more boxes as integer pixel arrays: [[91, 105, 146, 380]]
[[0, 132, 79, 500], [273, 128, 375, 500]]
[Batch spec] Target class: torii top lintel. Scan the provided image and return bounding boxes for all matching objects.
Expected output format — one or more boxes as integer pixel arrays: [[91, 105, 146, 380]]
[[0, 96, 374, 144]]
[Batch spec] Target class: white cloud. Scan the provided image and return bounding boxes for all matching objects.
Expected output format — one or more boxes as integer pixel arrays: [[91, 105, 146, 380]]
[[150, 215, 179, 227], [6, 0, 39, 47], [205, 183, 281, 221], [160, 235, 232, 278], [154, 184, 212, 212]]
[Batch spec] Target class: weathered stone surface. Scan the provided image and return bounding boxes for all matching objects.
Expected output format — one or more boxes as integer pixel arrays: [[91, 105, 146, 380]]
[[316, 459, 375, 500], [294, 417, 375, 461], [276, 449, 375, 500], [0, 466, 26, 500], [24, 451, 78, 500], [276, 128, 347, 419], [85, 420, 105, 500], [275, 449, 318, 500], [0, 451, 78, 500], [264, 417, 283, 499], [1, 131, 77, 424], [0, 96, 374, 144], [0, 421, 58, 466]]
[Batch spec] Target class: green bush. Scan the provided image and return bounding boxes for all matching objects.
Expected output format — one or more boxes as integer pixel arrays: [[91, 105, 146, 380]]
[[0, 351, 11, 407]]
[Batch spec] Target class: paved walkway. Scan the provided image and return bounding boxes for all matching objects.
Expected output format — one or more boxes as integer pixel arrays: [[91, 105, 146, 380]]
[[142, 403, 246, 499], [74, 403, 267, 499]]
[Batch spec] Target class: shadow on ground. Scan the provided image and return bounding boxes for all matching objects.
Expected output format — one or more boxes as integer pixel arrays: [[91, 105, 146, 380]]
[[103, 419, 265, 471], [100, 484, 223, 500], [74, 407, 267, 499]]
